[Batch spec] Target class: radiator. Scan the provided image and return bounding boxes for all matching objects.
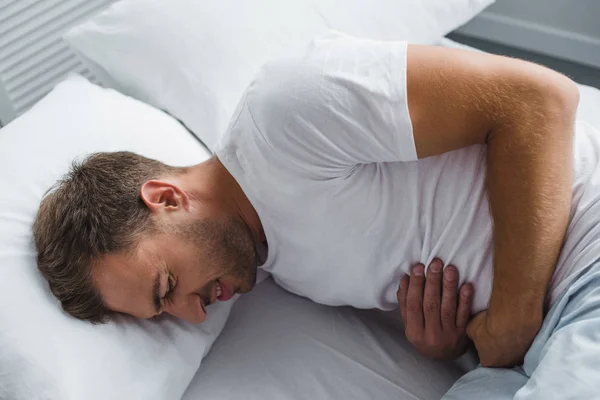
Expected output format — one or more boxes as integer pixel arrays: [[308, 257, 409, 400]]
[[0, 0, 115, 126]]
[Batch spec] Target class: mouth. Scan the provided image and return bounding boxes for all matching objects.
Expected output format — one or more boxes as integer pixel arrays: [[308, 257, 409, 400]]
[[216, 279, 235, 302], [204, 279, 237, 308], [216, 280, 223, 298]]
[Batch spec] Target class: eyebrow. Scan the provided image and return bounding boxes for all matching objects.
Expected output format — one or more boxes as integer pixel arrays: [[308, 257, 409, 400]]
[[152, 271, 162, 314]]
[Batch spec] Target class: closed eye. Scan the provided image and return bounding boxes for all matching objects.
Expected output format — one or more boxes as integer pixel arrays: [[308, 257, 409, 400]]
[[163, 274, 176, 302]]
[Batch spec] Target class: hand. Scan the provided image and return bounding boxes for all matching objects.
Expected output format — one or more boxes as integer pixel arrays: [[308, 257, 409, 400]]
[[397, 259, 474, 360], [467, 310, 540, 368]]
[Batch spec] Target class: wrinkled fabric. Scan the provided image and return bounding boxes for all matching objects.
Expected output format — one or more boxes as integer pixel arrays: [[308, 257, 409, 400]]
[[444, 261, 600, 399]]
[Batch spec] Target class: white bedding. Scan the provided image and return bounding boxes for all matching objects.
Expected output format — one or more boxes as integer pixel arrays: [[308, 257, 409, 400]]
[[182, 38, 600, 400], [184, 277, 479, 400], [64, 0, 494, 150], [0, 76, 233, 400]]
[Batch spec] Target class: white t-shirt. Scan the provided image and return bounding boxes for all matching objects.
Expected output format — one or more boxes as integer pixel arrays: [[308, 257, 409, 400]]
[[216, 32, 600, 314]]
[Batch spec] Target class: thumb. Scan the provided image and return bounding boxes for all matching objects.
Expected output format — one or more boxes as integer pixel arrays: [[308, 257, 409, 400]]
[[466, 319, 476, 340], [466, 311, 486, 340]]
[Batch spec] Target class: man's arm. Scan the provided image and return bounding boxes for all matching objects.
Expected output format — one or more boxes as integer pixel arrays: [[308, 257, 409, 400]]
[[406, 45, 578, 367]]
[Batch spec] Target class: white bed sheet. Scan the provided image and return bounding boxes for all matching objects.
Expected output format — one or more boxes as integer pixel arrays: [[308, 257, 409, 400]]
[[183, 38, 600, 400], [184, 277, 478, 400]]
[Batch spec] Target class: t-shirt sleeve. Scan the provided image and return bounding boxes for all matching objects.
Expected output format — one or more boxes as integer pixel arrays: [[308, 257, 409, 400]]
[[245, 31, 417, 177]]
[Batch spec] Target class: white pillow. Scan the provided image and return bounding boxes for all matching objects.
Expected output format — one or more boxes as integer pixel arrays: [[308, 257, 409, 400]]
[[64, 0, 494, 150], [0, 75, 234, 400]]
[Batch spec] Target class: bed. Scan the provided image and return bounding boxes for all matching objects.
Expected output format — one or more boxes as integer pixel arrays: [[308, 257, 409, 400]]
[[183, 276, 478, 400], [1, 1, 599, 399]]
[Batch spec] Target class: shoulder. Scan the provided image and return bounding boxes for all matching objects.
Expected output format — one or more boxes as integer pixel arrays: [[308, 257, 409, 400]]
[[246, 31, 409, 126], [220, 32, 413, 174], [244, 43, 327, 136]]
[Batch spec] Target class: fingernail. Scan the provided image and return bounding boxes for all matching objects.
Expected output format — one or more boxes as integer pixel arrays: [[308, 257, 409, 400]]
[[430, 259, 442, 273], [412, 264, 424, 276], [444, 267, 457, 281], [462, 285, 472, 296]]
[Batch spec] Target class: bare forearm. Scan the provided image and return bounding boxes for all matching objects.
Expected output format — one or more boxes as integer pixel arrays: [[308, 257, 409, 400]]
[[486, 73, 578, 334], [406, 45, 580, 366]]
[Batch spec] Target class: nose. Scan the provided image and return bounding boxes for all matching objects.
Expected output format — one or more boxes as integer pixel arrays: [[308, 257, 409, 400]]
[[163, 293, 207, 324]]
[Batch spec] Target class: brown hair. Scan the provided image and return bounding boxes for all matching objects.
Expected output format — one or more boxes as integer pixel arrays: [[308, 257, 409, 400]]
[[33, 152, 183, 323]]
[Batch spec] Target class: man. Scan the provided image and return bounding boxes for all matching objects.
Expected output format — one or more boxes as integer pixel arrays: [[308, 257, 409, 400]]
[[34, 32, 596, 398]]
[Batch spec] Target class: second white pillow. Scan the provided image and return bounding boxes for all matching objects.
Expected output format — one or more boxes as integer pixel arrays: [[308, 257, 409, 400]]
[[65, 0, 494, 149]]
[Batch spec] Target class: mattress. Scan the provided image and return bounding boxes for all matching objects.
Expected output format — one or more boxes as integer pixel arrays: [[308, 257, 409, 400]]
[[183, 38, 600, 400]]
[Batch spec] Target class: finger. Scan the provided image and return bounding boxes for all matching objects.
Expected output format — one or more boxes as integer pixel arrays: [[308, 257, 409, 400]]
[[423, 259, 443, 332], [440, 265, 459, 331], [456, 283, 474, 329], [406, 263, 426, 334], [397, 275, 410, 324]]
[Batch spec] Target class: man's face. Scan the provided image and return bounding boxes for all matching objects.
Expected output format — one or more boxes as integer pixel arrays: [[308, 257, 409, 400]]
[[94, 217, 258, 324]]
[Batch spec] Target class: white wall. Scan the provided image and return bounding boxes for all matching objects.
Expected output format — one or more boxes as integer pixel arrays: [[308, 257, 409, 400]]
[[456, 0, 600, 69]]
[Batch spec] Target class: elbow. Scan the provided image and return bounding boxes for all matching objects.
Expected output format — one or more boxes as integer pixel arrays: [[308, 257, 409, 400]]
[[489, 63, 579, 145], [536, 71, 579, 135], [549, 73, 579, 113], [560, 76, 580, 109]]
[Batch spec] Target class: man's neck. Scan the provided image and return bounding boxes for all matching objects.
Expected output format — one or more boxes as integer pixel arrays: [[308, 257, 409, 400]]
[[189, 156, 266, 244]]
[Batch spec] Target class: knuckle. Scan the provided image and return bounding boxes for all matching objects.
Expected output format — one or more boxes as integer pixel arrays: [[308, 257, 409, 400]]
[[441, 306, 455, 320], [429, 270, 443, 281], [406, 300, 422, 313], [424, 301, 439, 314], [443, 279, 458, 291], [411, 276, 425, 287]]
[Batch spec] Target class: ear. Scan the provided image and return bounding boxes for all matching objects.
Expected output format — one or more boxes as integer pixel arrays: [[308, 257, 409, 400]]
[[140, 180, 189, 213]]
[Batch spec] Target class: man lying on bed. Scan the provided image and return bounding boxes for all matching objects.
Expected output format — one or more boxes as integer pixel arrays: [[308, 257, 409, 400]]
[[34, 32, 598, 398]]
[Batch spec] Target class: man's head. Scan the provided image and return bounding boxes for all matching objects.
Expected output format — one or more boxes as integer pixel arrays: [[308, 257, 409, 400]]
[[33, 152, 259, 324]]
